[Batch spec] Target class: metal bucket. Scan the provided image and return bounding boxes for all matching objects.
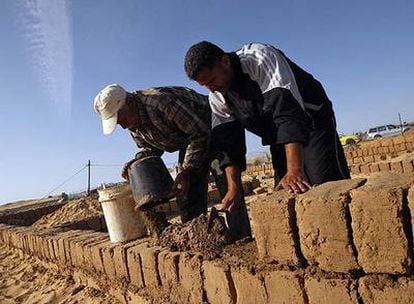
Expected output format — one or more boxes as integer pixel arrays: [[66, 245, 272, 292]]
[[97, 184, 147, 243], [128, 156, 175, 210]]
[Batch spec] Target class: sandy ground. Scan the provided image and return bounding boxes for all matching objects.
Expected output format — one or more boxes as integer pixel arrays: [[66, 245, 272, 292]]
[[0, 245, 120, 304], [32, 197, 103, 228]]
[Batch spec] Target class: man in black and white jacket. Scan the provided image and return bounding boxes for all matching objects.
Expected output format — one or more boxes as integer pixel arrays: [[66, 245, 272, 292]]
[[184, 41, 350, 210]]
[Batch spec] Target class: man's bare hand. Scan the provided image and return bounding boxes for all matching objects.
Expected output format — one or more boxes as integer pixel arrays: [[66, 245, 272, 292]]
[[220, 187, 241, 212], [275, 170, 311, 194], [173, 169, 191, 199]]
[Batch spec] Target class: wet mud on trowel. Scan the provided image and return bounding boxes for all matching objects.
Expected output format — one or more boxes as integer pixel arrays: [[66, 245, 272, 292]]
[[207, 206, 230, 232], [207, 204, 251, 241], [127, 156, 174, 236]]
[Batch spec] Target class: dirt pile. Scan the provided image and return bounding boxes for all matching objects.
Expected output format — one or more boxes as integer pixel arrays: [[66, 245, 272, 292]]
[[32, 197, 103, 228], [158, 213, 233, 260]]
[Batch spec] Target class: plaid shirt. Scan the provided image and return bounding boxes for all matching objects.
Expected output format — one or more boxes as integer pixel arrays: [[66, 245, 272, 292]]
[[128, 87, 211, 170]]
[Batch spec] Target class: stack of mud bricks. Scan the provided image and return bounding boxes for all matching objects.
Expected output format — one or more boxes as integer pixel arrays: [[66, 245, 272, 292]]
[[345, 134, 414, 175], [249, 172, 414, 303], [244, 134, 414, 178], [1, 172, 414, 303], [245, 163, 274, 176]]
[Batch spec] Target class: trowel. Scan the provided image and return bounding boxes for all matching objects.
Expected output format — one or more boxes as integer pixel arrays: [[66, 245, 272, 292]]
[[206, 206, 230, 232]]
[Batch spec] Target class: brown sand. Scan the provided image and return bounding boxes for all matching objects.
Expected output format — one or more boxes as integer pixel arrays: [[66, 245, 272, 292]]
[[0, 245, 120, 304], [158, 213, 233, 260], [32, 197, 103, 228]]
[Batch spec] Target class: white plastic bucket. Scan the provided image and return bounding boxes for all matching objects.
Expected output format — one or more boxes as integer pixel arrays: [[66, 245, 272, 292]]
[[98, 184, 147, 243]]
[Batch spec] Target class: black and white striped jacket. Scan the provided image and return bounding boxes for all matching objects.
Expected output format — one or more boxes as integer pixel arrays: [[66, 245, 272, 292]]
[[210, 43, 335, 170]]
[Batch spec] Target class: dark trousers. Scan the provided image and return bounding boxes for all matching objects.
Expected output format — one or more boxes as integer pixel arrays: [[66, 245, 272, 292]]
[[270, 125, 350, 185], [210, 157, 252, 240], [176, 149, 209, 223]]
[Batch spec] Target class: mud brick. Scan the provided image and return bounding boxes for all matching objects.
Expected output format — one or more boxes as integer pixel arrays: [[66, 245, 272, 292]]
[[402, 160, 414, 173], [47, 237, 58, 261], [350, 173, 414, 273], [297, 179, 364, 272], [203, 261, 235, 304], [363, 155, 374, 163], [39, 229, 64, 259], [174, 253, 203, 304], [72, 233, 107, 268], [354, 157, 363, 164], [369, 163, 380, 173], [0, 224, 11, 242], [263, 270, 305, 304], [126, 242, 148, 289], [357, 150, 363, 157], [3, 226, 22, 246], [350, 165, 361, 175], [82, 237, 111, 273], [66, 231, 99, 266], [391, 161, 404, 173], [101, 243, 121, 280], [140, 246, 161, 287], [305, 277, 358, 304], [113, 239, 149, 282], [58, 230, 87, 264], [11, 227, 32, 250], [158, 250, 180, 288], [362, 148, 370, 157], [379, 146, 389, 153], [81, 236, 108, 272], [345, 151, 353, 160], [52, 231, 80, 263], [38, 234, 51, 260], [360, 164, 370, 174], [389, 145, 396, 153], [250, 191, 300, 265], [359, 275, 414, 303], [92, 241, 119, 276], [378, 162, 391, 172], [231, 269, 267, 304], [397, 142, 408, 152], [368, 147, 375, 155]]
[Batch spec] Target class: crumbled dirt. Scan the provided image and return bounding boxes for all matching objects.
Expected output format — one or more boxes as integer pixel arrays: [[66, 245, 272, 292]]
[[32, 197, 103, 228], [221, 238, 258, 268], [141, 209, 170, 238], [158, 213, 233, 260]]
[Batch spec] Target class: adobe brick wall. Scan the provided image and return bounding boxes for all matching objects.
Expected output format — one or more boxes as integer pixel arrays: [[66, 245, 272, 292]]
[[1, 172, 414, 303], [244, 134, 414, 178]]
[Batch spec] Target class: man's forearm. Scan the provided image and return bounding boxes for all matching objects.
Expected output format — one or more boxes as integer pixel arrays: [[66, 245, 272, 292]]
[[285, 142, 305, 173], [224, 165, 241, 192]]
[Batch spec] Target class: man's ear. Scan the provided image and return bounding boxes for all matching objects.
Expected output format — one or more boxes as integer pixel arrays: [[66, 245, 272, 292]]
[[221, 54, 231, 69]]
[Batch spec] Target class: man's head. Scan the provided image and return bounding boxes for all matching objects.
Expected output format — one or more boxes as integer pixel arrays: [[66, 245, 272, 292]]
[[184, 41, 233, 94], [94, 84, 139, 135]]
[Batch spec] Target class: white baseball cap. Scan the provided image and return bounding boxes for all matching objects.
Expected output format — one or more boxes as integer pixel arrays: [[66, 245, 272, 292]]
[[94, 84, 127, 135]]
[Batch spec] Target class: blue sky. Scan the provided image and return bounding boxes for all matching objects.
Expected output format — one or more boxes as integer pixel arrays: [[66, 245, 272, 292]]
[[1, 0, 413, 204]]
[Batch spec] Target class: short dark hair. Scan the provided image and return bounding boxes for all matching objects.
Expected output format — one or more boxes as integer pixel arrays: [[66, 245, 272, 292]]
[[184, 41, 225, 80]]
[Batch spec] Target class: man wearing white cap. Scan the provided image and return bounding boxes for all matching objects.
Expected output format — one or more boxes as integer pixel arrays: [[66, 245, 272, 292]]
[[94, 84, 212, 222]]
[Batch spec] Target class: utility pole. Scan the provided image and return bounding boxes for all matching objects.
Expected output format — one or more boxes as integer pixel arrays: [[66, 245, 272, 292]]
[[87, 160, 91, 196], [398, 112, 404, 136]]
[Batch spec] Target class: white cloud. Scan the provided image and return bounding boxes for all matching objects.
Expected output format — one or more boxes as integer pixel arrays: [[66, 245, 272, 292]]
[[13, 0, 73, 117]]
